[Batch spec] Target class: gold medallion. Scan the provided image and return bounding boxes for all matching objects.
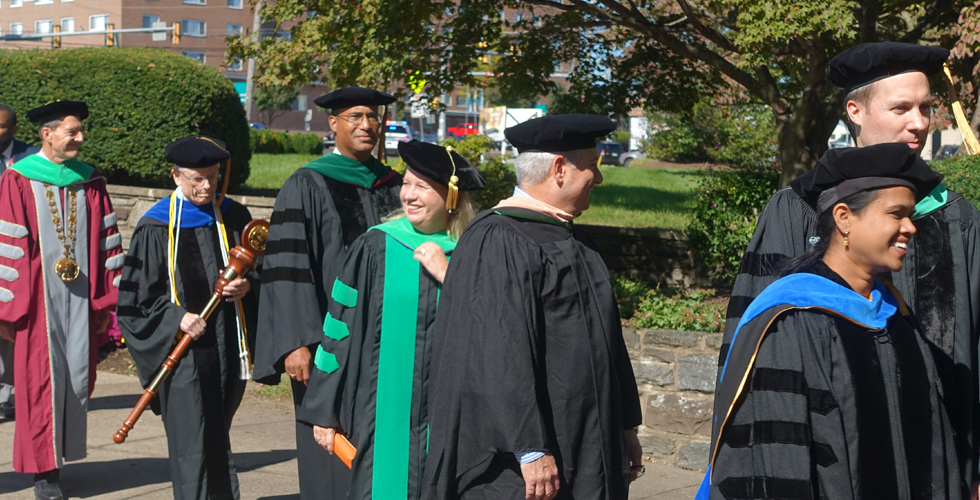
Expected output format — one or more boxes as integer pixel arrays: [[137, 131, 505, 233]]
[[54, 257, 79, 282]]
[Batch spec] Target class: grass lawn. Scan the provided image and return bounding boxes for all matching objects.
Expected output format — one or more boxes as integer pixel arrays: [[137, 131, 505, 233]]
[[246, 154, 701, 229], [246, 153, 320, 190], [577, 167, 700, 229]]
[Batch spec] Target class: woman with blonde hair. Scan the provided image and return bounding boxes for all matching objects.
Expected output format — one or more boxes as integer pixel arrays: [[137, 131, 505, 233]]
[[297, 139, 485, 499]]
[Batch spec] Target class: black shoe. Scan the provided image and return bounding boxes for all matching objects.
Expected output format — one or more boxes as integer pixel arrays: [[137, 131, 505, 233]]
[[0, 402, 12, 419], [34, 469, 63, 500]]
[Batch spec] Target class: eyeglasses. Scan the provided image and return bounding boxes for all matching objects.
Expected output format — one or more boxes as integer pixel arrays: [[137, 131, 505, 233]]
[[178, 170, 221, 184], [334, 112, 381, 126]]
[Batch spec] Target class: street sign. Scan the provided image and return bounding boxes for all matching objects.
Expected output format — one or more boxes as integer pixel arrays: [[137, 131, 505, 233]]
[[152, 21, 167, 41], [410, 94, 428, 119]]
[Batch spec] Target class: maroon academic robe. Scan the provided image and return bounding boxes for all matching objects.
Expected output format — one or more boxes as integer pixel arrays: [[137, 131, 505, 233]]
[[0, 166, 121, 473]]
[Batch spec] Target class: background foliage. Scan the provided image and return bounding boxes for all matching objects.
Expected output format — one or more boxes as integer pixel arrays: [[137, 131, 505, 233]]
[[0, 48, 251, 189], [250, 128, 323, 155], [932, 155, 980, 206], [612, 273, 725, 332]]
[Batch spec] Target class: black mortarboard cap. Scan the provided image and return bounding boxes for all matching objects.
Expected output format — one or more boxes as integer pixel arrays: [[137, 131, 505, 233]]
[[791, 143, 943, 213], [504, 114, 616, 154], [827, 42, 949, 94], [27, 100, 89, 125], [314, 86, 397, 110], [398, 140, 486, 191], [165, 136, 231, 169]]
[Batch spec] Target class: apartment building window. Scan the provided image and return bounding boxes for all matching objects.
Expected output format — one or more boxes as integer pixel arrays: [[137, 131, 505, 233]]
[[290, 95, 308, 112], [10, 23, 22, 34], [182, 51, 205, 62], [226, 57, 242, 72], [90, 15, 109, 31], [227, 0, 242, 9], [182, 19, 205, 37], [226, 23, 242, 35], [36, 0, 54, 6], [514, 12, 523, 22], [35, 20, 53, 34], [9, 0, 21, 8], [183, 0, 205, 5], [61, 18, 74, 32], [142, 15, 160, 28]]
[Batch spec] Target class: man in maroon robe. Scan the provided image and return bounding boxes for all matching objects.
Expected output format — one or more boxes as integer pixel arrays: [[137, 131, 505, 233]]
[[0, 100, 121, 500]]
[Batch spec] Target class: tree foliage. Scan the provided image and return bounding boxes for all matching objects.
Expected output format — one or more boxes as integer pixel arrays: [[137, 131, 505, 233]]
[[230, 0, 967, 184]]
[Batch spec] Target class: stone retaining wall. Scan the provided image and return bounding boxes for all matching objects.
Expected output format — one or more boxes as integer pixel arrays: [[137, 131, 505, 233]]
[[107, 184, 719, 471], [625, 326, 719, 470]]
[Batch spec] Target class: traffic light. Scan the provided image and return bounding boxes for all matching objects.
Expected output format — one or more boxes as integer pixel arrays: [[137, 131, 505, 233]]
[[105, 23, 115, 47], [172, 22, 180, 45], [51, 25, 61, 49]]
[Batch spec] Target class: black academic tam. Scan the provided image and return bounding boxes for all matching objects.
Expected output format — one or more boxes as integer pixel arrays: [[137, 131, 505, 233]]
[[26, 100, 89, 125], [398, 140, 486, 191], [165, 136, 231, 169], [505, 114, 615, 154], [314, 86, 396, 110], [827, 41, 949, 94]]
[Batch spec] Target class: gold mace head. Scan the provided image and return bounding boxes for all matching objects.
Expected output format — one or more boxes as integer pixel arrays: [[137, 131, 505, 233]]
[[242, 219, 270, 254]]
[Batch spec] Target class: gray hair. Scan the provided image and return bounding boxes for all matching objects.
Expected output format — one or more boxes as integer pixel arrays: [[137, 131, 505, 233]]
[[843, 81, 879, 138], [39, 118, 63, 135], [0, 104, 16, 125], [514, 148, 592, 186]]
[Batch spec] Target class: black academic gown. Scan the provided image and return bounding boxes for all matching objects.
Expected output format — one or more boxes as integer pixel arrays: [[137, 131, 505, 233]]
[[707, 263, 962, 500], [721, 186, 980, 489], [423, 208, 643, 500], [117, 199, 258, 500], [297, 219, 452, 500], [254, 167, 401, 499]]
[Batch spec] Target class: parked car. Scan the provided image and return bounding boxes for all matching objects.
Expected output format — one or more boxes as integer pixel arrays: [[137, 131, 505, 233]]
[[619, 150, 647, 167], [447, 122, 478, 137], [935, 144, 959, 160], [249, 122, 267, 130], [384, 121, 418, 155], [597, 141, 625, 166]]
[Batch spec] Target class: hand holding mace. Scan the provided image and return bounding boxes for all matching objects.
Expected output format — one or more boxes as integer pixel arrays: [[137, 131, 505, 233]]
[[113, 219, 269, 444]]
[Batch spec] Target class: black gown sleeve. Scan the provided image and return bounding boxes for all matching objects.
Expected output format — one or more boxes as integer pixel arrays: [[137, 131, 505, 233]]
[[116, 222, 189, 388], [426, 220, 551, 488], [296, 234, 381, 432], [720, 189, 818, 363], [254, 170, 342, 384]]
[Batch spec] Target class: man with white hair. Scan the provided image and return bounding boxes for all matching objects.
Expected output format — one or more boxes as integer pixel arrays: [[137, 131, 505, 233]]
[[423, 114, 643, 500]]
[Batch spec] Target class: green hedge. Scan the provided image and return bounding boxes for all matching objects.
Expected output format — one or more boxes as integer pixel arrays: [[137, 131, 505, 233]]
[[932, 155, 980, 206], [0, 48, 250, 189], [250, 128, 323, 155]]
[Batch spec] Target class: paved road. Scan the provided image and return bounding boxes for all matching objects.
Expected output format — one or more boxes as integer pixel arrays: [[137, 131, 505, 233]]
[[0, 372, 703, 499]]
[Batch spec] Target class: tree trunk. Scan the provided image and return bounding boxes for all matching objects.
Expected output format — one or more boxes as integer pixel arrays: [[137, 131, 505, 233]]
[[773, 92, 844, 187]]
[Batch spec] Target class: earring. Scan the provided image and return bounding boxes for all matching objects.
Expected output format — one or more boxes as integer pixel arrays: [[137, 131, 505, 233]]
[[844, 231, 849, 250]]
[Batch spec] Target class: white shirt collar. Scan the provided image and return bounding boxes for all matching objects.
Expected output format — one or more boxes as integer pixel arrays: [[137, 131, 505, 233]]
[[1, 142, 12, 163]]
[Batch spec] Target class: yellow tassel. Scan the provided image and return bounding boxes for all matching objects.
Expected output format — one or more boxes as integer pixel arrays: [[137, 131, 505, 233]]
[[943, 63, 980, 155], [444, 145, 460, 211]]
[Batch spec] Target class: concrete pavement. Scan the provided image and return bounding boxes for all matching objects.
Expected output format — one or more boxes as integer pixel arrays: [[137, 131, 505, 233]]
[[0, 371, 703, 499]]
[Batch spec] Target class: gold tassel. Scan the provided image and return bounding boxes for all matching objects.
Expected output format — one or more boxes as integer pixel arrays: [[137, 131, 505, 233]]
[[445, 145, 459, 211], [942, 63, 980, 155]]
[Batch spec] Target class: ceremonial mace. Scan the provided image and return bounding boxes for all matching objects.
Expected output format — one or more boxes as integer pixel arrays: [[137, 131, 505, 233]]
[[113, 219, 269, 444]]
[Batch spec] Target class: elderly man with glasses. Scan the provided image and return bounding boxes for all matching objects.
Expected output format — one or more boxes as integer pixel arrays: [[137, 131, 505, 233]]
[[254, 86, 403, 500]]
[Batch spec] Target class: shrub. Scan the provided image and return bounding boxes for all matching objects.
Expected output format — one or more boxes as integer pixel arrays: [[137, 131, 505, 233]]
[[610, 130, 631, 151], [687, 167, 779, 285], [612, 272, 649, 319], [631, 286, 725, 332], [289, 133, 324, 155], [441, 135, 517, 210], [0, 48, 250, 189], [249, 129, 323, 155], [932, 155, 980, 206]]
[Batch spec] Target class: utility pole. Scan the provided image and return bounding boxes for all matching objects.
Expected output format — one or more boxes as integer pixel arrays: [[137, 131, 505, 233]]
[[243, 0, 263, 122]]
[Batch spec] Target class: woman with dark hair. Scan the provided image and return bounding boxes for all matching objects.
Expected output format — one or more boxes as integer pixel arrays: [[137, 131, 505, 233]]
[[697, 143, 964, 500]]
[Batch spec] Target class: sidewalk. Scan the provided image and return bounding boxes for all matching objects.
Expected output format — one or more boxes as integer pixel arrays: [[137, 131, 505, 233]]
[[0, 371, 703, 499]]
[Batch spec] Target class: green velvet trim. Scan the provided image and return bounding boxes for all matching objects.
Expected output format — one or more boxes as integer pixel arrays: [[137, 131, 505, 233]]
[[331, 278, 358, 308], [323, 314, 350, 341], [370, 216, 456, 253], [372, 234, 420, 498], [10, 154, 94, 187], [302, 152, 392, 189], [313, 346, 340, 374], [913, 182, 949, 219]]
